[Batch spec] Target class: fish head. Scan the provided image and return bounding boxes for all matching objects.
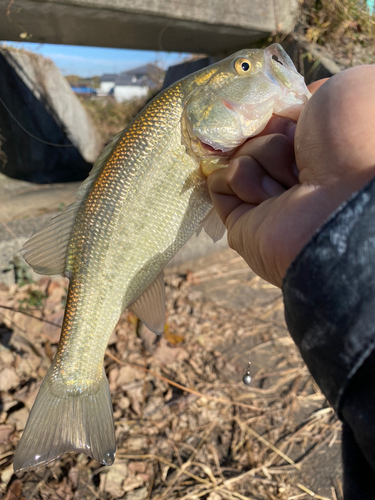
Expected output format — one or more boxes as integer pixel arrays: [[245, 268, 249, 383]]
[[182, 43, 311, 166]]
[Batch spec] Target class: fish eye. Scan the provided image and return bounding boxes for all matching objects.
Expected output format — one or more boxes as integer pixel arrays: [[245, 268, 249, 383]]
[[272, 55, 283, 65], [234, 58, 252, 75]]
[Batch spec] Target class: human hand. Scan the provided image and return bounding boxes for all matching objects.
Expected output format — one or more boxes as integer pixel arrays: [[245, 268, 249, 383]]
[[208, 66, 375, 287]]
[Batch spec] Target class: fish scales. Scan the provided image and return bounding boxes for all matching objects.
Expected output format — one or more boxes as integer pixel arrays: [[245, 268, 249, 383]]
[[60, 83, 212, 386], [14, 44, 311, 473]]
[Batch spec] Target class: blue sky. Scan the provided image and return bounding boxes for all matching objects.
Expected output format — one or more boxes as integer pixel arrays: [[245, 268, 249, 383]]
[[1, 42, 190, 77]]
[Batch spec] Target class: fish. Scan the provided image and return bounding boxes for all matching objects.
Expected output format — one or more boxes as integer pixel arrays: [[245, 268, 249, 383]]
[[13, 43, 310, 473]]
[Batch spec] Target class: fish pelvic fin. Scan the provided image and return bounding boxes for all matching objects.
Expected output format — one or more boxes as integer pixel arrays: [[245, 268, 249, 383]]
[[197, 208, 226, 243], [13, 366, 115, 473], [129, 271, 166, 335]]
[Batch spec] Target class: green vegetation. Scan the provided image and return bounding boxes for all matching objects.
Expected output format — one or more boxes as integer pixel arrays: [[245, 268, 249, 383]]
[[18, 289, 47, 309], [4, 256, 35, 287]]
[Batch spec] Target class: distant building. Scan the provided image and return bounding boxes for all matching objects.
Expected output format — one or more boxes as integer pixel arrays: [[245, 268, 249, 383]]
[[100, 64, 164, 102], [99, 74, 117, 94], [71, 86, 97, 98]]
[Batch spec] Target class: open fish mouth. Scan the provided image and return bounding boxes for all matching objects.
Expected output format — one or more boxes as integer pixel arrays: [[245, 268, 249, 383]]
[[198, 139, 233, 156]]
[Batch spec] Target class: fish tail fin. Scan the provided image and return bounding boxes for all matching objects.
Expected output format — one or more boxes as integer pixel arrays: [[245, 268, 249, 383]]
[[13, 366, 115, 473]]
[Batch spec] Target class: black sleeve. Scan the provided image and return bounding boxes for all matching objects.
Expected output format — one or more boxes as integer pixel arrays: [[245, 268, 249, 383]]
[[282, 177, 375, 497]]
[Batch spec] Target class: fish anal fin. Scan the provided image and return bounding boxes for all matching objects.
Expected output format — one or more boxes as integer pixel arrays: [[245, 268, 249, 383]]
[[129, 272, 166, 335], [198, 208, 226, 243], [13, 366, 115, 473]]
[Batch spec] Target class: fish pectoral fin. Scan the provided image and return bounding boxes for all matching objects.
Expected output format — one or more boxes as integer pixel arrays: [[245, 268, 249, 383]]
[[198, 208, 226, 243], [22, 201, 80, 276], [129, 271, 166, 335], [13, 366, 115, 473]]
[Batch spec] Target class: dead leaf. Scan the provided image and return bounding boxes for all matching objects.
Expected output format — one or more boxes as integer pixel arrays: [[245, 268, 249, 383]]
[[100, 461, 127, 497], [17, 381, 42, 410], [127, 311, 139, 326], [164, 324, 185, 345], [117, 396, 130, 410], [207, 493, 223, 500], [45, 283, 66, 312], [153, 338, 186, 365], [108, 328, 117, 346], [41, 310, 63, 344], [54, 477, 74, 500], [138, 324, 158, 353], [124, 487, 148, 500], [7, 407, 29, 431], [0, 368, 20, 392], [4, 479, 24, 500], [126, 437, 147, 452], [16, 351, 40, 377], [0, 346, 14, 366], [0, 424, 15, 444], [122, 476, 145, 493], [117, 365, 142, 386], [67, 467, 79, 490], [108, 366, 119, 391], [0, 465, 14, 488]]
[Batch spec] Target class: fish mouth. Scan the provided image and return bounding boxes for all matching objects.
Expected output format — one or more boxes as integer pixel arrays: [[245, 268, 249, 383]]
[[198, 139, 233, 156]]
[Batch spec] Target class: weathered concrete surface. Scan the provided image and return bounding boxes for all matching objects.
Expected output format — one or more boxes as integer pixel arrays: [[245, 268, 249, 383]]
[[1, 0, 298, 54], [0, 46, 103, 182], [1, 47, 102, 164], [0, 174, 79, 284]]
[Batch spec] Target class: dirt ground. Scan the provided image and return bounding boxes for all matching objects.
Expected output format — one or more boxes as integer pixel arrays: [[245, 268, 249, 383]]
[[0, 248, 343, 500]]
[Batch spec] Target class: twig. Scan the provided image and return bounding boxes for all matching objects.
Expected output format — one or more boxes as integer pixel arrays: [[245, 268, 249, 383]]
[[0, 304, 61, 327], [116, 454, 253, 500], [296, 483, 331, 500], [235, 417, 300, 470], [157, 421, 217, 500]]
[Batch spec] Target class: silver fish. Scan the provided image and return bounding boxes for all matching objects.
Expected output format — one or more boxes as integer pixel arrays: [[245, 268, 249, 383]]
[[14, 43, 310, 473]]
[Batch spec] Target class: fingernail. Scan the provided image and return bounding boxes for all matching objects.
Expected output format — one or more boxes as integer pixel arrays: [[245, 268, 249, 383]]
[[286, 122, 296, 140], [262, 175, 284, 197]]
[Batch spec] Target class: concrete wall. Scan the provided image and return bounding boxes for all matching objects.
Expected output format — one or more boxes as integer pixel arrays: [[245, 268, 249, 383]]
[[0, 0, 298, 55], [0, 47, 103, 182]]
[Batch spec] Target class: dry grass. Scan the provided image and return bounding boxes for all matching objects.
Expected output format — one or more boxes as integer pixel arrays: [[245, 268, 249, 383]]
[[0, 251, 342, 499], [81, 96, 152, 146], [298, 0, 375, 66]]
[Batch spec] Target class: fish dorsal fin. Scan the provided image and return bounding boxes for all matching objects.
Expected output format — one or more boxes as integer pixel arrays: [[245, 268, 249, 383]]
[[22, 131, 124, 276], [198, 208, 226, 243], [129, 272, 166, 335]]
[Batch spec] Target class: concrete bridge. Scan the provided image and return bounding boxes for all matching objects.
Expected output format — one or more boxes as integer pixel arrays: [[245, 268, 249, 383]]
[[1, 0, 298, 55]]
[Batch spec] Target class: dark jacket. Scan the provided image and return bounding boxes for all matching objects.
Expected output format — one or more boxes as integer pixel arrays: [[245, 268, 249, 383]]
[[283, 177, 375, 497]]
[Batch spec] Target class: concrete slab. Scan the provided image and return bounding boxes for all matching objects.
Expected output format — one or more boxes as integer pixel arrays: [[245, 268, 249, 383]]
[[1, 0, 298, 55], [0, 175, 78, 222]]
